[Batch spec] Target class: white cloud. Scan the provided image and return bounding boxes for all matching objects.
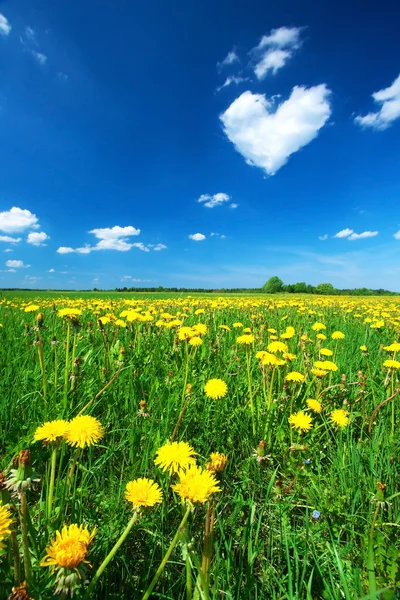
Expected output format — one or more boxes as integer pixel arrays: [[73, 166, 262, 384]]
[[57, 246, 75, 254], [334, 228, 353, 238], [153, 243, 167, 251], [0, 13, 11, 36], [217, 76, 249, 92], [217, 50, 239, 70], [250, 26, 303, 79], [25, 26, 37, 43], [220, 86, 331, 175], [75, 245, 92, 254], [4, 248, 13, 252], [197, 193, 231, 208], [189, 233, 206, 241], [31, 50, 47, 65], [229, 203, 238, 209], [319, 234, 328, 241], [355, 74, 400, 130], [48, 268, 55, 272], [0, 235, 22, 243], [5, 259, 30, 268], [0, 207, 39, 233], [6, 268, 16, 272], [394, 231, 400, 240], [27, 231, 49, 246], [89, 225, 140, 251], [348, 231, 379, 240], [132, 242, 150, 252]]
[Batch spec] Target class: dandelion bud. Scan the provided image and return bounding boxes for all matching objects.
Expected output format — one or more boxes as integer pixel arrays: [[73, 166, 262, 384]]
[[120, 346, 126, 355], [186, 383, 192, 394], [206, 452, 228, 474], [7, 582, 33, 600], [139, 400, 147, 409], [37, 312, 44, 328]]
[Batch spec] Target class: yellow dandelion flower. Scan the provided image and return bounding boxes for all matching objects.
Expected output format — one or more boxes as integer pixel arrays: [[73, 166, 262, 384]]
[[331, 409, 349, 428], [261, 352, 285, 366], [267, 341, 288, 353], [312, 322, 326, 331], [219, 325, 231, 331], [383, 343, 400, 352], [58, 308, 82, 318], [114, 319, 127, 327], [0, 503, 13, 550], [243, 327, 252, 333], [267, 328, 277, 333], [283, 352, 297, 361], [236, 334, 255, 345], [288, 411, 313, 432], [360, 345, 368, 352], [24, 304, 39, 313], [314, 360, 338, 372], [370, 320, 384, 329], [383, 359, 400, 369], [281, 326, 295, 339], [233, 322, 243, 328], [285, 372, 305, 383], [331, 331, 345, 340], [320, 348, 333, 357], [192, 323, 208, 335], [194, 309, 205, 315], [40, 523, 96, 570], [34, 420, 70, 444], [256, 350, 268, 359], [189, 336, 203, 346], [204, 378, 228, 399], [154, 441, 196, 474], [311, 368, 328, 378], [98, 316, 110, 325], [125, 478, 162, 509], [65, 415, 104, 448], [172, 464, 221, 504], [316, 333, 327, 340], [306, 399, 322, 413], [178, 326, 195, 341], [206, 452, 228, 473]]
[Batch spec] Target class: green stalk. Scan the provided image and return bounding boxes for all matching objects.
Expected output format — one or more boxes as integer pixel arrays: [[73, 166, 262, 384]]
[[20, 488, 32, 587], [245, 348, 256, 436], [63, 321, 71, 413], [267, 366, 276, 411], [37, 332, 47, 402], [367, 504, 380, 600], [142, 505, 192, 600], [84, 512, 139, 598], [10, 530, 21, 585], [47, 446, 58, 521]]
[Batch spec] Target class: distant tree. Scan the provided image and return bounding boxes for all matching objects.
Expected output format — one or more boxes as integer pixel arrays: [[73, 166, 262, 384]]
[[293, 281, 308, 293], [315, 282, 337, 295], [262, 276, 284, 294], [283, 284, 295, 293]]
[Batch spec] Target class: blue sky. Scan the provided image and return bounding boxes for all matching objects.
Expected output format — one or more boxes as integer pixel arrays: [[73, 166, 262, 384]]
[[1, 0, 400, 290]]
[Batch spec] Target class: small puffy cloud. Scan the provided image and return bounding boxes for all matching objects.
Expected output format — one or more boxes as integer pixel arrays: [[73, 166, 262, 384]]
[[229, 203, 238, 209], [153, 243, 167, 251], [27, 231, 49, 246], [0, 207, 39, 233], [0, 235, 22, 243], [210, 232, 226, 239], [121, 275, 152, 282], [132, 242, 150, 252], [217, 50, 239, 70], [25, 26, 36, 43], [48, 268, 55, 272], [75, 245, 92, 254], [334, 228, 353, 238], [90, 225, 140, 251], [250, 26, 303, 79], [197, 193, 231, 208], [355, 74, 400, 130], [6, 268, 16, 272], [319, 234, 328, 241], [221, 86, 331, 176], [31, 50, 47, 65], [348, 231, 378, 240], [57, 246, 75, 254], [217, 76, 249, 93], [0, 13, 11, 36], [6, 259, 29, 268], [189, 233, 206, 241], [4, 248, 13, 252], [394, 230, 400, 240]]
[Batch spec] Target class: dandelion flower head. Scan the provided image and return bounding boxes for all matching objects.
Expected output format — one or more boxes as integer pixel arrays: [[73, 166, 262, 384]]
[[172, 464, 221, 504], [154, 440, 196, 474], [288, 411, 313, 432], [383, 359, 400, 370], [285, 372, 305, 383], [65, 415, 104, 449], [331, 331, 345, 340], [0, 503, 12, 550], [204, 378, 228, 400], [306, 399, 322, 413], [331, 409, 349, 428], [40, 524, 96, 571], [125, 478, 162, 509], [34, 420, 70, 444], [236, 334, 255, 345]]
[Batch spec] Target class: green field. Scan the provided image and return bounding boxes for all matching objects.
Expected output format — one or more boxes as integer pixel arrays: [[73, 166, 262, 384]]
[[0, 293, 399, 599]]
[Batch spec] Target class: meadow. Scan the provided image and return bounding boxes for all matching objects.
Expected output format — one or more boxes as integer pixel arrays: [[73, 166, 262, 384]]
[[0, 292, 399, 600]]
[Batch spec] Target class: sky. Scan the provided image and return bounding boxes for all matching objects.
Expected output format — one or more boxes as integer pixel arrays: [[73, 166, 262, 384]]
[[0, 0, 400, 291]]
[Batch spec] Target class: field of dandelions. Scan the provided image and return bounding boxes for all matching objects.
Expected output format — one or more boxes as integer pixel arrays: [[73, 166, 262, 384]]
[[0, 292, 399, 600]]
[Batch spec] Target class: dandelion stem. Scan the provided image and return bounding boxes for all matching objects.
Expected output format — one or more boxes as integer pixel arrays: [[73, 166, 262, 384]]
[[142, 505, 192, 600], [20, 488, 32, 587], [85, 512, 139, 597], [245, 348, 256, 436], [47, 446, 58, 521], [37, 332, 47, 403], [63, 321, 71, 413], [171, 394, 190, 442], [10, 530, 21, 586]]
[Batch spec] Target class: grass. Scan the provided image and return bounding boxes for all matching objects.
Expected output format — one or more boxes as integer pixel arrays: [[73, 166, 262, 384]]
[[0, 292, 399, 599]]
